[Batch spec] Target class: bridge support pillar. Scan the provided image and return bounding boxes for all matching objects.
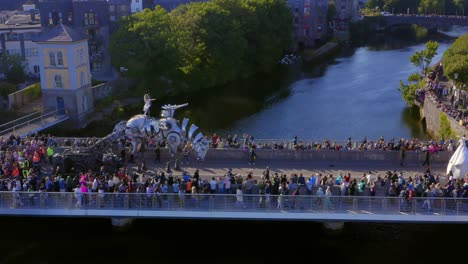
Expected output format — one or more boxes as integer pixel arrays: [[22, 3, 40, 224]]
[[322, 221, 345, 231], [111, 217, 135, 228]]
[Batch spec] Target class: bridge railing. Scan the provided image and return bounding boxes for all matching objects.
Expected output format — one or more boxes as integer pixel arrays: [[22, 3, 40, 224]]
[[0, 107, 68, 137], [4, 192, 468, 216], [51, 137, 445, 150]]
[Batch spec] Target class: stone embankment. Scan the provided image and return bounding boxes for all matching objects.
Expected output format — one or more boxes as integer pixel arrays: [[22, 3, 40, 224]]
[[421, 95, 467, 138]]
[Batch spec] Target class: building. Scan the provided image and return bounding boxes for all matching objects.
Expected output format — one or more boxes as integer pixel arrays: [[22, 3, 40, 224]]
[[37, 0, 112, 79], [288, 0, 329, 48], [149, 0, 209, 11], [130, 0, 143, 13], [33, 23, 95, 129], [0, 7, 42, 78], [108, 0, 132, 33]]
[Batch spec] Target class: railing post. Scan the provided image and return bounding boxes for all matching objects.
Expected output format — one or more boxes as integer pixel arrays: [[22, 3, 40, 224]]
[[68, 193, 73, 209], [40, 193, 46, 208], [442, 198, 446, 215], [124, 194, 129, 209], [209, 196, 214, 211], [411, 197, 416, 214], [12, 193, 16, 209], [353, 197, 357, 211]]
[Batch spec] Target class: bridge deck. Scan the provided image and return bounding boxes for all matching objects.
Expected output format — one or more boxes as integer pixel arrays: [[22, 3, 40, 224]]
[[3, 192, 468, 223], [0, 109, 68, 138]]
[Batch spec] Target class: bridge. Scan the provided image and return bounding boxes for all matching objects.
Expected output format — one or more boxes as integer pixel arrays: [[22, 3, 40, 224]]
[[2, 192, 468, 226], [0, 107, 69, 138], [381, 14, 468, 29]]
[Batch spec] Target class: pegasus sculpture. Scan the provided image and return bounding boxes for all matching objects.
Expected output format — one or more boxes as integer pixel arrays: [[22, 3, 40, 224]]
[[113, 102, 210, 161]]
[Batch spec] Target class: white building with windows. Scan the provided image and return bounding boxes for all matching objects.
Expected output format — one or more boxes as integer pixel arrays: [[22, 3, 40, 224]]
[[131, 0, 142, 13], [33, 23, 95, 128], [0, 12, 42, 78]]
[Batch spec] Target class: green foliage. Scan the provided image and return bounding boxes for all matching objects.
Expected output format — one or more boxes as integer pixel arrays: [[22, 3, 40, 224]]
[[410, 41, 439, 77], [399, 73, 424, 107], [110, 0, 292, 96], [327, 0, 336, 20], [0, 54, 28, 84], [365, 0, 465, 15], [418, 0, 439, 14], [0, 81, 16, 99], [442, 34, 468, 89], [360, 8, 380, 16], [439, 112, 456, 140], [24, 83, 42, 98]]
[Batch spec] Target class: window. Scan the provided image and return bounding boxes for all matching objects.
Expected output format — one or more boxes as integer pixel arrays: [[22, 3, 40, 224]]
[[136, 0, 139, 3], [120, 5, 127, 12], [68, 12, 73, 23], [49, 52, 56, 66], [77, 48, 84, 65], [110, 15, 116, 21], [109, 5, 115, 12], [80, 71, 85, 86], [54, 75, 63, 88], [57, 51, 63, 66], [25, 48, 38, 57], [91, 62, 102, 72], [82, 95, 88, 112], [48, 12, 53, 25], [84, 12, 97, 25], [33, 65, 40, 73]]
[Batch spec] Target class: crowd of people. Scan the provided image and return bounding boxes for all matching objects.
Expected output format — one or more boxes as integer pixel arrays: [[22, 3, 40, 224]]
[[0, 130, 465, 210]]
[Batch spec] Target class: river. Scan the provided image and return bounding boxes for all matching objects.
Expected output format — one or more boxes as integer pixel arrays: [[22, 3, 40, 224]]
[[46, 27, 465, 142]]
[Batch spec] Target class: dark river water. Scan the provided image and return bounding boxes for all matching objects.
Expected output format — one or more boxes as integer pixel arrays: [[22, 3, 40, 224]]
[[1, 217, 467, 264]]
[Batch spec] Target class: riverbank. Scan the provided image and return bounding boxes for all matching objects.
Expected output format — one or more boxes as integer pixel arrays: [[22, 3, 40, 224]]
[[302, 41, 341, 62]]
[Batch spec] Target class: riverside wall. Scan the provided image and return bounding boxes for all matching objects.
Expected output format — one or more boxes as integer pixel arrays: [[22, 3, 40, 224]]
[[421, 96, 467, 139], [144, 148, 451, 164]]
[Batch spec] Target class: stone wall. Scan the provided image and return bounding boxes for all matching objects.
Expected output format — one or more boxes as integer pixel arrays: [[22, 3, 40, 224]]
[[422, 97, 467, 138], [92, 82, 113, 102], [8, 83, 41, 110]]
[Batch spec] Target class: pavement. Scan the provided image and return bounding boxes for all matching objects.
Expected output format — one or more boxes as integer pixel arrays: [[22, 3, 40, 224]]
[[129, 158, 447, 180]]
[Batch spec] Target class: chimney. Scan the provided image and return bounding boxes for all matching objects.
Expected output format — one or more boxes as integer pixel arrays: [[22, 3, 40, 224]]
[[30, 10, 36, 22]]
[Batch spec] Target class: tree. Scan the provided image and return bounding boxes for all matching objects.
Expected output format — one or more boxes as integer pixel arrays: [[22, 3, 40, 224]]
[[418, 0, 439, 14], [410, 41, 439, 77], [0, 54, 28, 84], [439, 112, 456, 140], [442, 34, 468, 89], [399, 73, 424, 107], [110, 0, 292, 96]]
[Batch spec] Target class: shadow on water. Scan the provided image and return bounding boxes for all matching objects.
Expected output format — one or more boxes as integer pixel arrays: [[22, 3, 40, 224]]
[[401, 105, 429, 140], [0, 217, 467, 264]]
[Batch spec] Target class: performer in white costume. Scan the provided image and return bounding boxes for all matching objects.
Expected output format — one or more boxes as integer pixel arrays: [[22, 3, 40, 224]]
[[143, 94, 156, 116]]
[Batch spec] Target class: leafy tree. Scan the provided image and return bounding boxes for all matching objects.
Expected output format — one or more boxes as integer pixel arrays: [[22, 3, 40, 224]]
[[399, 73, 424, 107], [0, 54, 28, 84], [418, 0, 439, 14], [327, 0, 336, 20], [110, 0, 292, 96], [0, 81, 16, 99], [442, 34, 468, 89], [410, 41, 439, 77], [439, 112, 456, 140]]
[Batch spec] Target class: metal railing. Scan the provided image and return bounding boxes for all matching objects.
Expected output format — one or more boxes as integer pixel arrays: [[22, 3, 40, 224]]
[[3, 192, 468, 217], [0, 108, 68, 137]]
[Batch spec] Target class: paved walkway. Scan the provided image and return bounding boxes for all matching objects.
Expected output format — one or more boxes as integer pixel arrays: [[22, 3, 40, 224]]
[[129, 159, 447, 179]]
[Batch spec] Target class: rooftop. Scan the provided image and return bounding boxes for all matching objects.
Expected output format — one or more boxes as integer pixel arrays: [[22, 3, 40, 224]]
[[33, 23, 88, 42], [0, 13, 41, 31]]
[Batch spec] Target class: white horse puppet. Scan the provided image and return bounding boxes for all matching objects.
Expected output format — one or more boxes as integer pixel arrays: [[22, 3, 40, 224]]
[[113, 103, 210, 161]]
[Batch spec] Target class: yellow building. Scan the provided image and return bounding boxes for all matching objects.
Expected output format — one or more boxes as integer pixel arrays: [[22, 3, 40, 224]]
[[33, 23, 95, 128]]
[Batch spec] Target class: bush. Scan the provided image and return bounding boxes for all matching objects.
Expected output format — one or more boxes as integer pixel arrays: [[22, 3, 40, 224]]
[[24, 83, 42, 98], [0, 82, 17, 99]]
